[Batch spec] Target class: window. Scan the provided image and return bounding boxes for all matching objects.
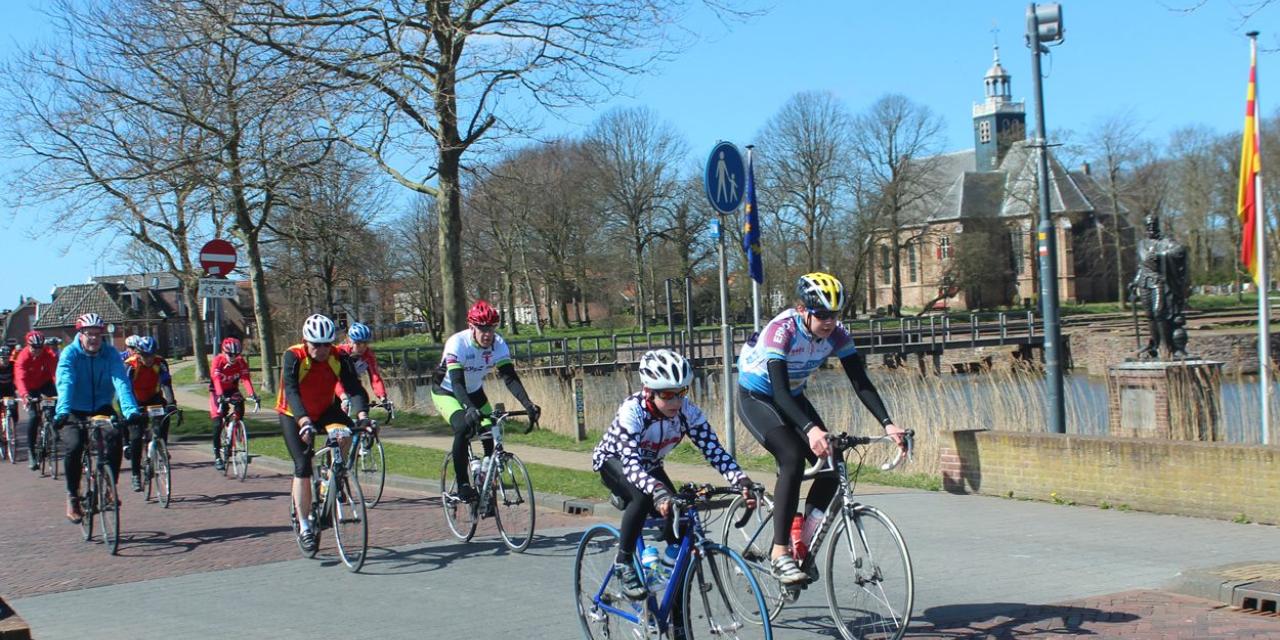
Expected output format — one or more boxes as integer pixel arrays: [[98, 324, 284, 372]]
[[879, 245, 892, 285], [1010, 230, 1025, 275], [979, 120, 992, 143], [939, 235, 952, 260], [907, 243, 918, 283]]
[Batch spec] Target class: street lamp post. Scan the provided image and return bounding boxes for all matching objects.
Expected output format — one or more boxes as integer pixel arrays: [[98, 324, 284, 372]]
[[1027, 3, 1066, 434]]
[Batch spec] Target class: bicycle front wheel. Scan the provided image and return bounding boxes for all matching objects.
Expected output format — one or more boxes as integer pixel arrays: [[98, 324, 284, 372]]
[[3, 413, 15, 463], [825, 505, 913, 640], [231, 420, 249, 481], [333, 472, 369, 572], [356, 435, 385, 508], [98, 466, 120, 555], [721, 493, 788, 622], [79, 461, 94, 542], [573, 524, 651, 640], [439, 452, 477, 542], [493, 452, 535, 552], [153, 441, 172, 508], [682, 544, 773, 640]]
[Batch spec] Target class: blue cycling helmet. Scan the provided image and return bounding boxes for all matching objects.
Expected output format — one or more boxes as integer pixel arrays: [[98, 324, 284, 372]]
[[347, 322, 371, 343], [137, 336, 158, 354]]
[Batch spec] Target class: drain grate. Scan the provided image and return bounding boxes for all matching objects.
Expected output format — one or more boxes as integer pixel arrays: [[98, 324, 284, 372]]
[[1233, 580, 1280, 614], [564, 500, 594, 515]]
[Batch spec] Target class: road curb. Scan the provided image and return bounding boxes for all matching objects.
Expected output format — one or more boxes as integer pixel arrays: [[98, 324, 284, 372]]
[[0, 596, 31, 640], [1165, 561, 1280, 608]]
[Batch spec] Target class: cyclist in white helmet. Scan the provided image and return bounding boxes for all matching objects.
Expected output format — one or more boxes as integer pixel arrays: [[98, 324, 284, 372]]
[[274, 314, 371, 552], [591, 349, 755, 602]]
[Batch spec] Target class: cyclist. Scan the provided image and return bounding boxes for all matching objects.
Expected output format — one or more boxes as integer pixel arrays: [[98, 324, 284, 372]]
[[334, 322, 388, 410], [122, 335, 140, 363], [210, 337, 258, 471], [592, 349, 755, 600], [276, 314, 370, 552], [16, 331, 58, 472], [53, 313, 143, 523], [0, 345, 16, 456], [123, 336, 177, 491], [737, 272, 906, 586], [431, 300, 541, 505]]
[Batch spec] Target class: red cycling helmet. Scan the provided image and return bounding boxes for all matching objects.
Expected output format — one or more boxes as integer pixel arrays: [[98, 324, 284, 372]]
[[221, 337, 242, 355], [26, 330, 45, 347], [466, 300, 500, 326]]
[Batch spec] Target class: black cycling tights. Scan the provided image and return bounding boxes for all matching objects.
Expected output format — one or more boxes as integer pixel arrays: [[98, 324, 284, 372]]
[[738, 390, 838, 548], [599, 457, 677, 562]]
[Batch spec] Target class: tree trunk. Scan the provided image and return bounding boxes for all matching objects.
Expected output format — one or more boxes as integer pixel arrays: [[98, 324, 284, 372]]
[[241, 236, 277, 392], [179, 274, 210, 381], [633, 232, 647, 332], [504, 270, 517, 335], [518, 241, 544, 337], [437, 148, 466, 335], [890, 210, 903, 316]]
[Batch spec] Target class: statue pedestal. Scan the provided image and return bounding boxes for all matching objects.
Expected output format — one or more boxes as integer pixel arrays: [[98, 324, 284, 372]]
[[1106, 360, 1224, 441]]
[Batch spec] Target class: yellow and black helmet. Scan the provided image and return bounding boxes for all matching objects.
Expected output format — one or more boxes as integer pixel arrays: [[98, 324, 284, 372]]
[[795, 272, 845, 312]]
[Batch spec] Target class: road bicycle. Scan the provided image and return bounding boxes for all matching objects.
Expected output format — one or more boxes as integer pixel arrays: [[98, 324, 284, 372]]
[[439, 403, 536, 552], [35, 396, 59, 479], [289, 423, 370, 572], [574, 483, 774, 640], [0, 396, 16, 463], [218, 393, 258, 481], [353, 399, 394, 507], [141, 405, 182, 508], [720, 430, 915, 640], [74, 415, 123, 555]]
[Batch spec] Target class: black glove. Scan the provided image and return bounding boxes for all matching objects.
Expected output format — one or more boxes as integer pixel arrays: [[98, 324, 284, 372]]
[[53, 413, 69, 430], [356, 417, 373, 431], [463, 407, 483, 431], [165, 404, 178, 414], [128, 412, 148, 427]]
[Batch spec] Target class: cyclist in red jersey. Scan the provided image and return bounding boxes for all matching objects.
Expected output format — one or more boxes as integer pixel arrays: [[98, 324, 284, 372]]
[[123, 336, 177, 491], [15, 331, 58, 471], [209, 337, 258, 471], [334, 322, 387, 408]]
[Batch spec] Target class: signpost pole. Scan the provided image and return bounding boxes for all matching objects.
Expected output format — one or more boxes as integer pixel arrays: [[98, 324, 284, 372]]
[[703, 141, 745, 457], [715, 217, 735, 457]]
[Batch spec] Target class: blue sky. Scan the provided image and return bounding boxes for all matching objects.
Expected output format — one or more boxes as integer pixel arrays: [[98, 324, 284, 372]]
[[0, 0, 1272, 309]]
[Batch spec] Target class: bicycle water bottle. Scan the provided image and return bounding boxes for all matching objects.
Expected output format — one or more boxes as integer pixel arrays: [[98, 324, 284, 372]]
[[469, 457, 482, 484], [640, 546, 663, 593], [789, 514, 807, 561]]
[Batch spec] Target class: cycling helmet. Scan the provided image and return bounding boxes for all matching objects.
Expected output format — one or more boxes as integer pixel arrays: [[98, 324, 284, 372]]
[[302, 314, 336, 343], [466, 300, 500, 326], [75, 313, 106, 329], [46, 337, 62, 348], [25, 330, 45, 347], [347, 322, 371, 342], [221, 337, 242, 355], [638, 349, 693, 390], [136, 336, 158, 354], [795, 272, 846, 313], [125, 335, 140, 349]]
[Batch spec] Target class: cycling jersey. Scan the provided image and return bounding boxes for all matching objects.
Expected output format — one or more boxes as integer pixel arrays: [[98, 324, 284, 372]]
[[55, 337, 140, 419], [437, 330, 511, 394], [737, 308, 857, 396], [14, 346, 58, 397], [210, 353, 256, 398], [591, 392, 745, 496], [124, 354, 172, 402], [334, 344, 386, 398], [275, 344, 367, 421]]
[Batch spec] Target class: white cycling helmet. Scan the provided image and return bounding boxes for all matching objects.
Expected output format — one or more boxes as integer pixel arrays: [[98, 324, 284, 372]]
[[638, 349, 693, 390], [302, 314, 337, 344], [125, 335, 140, 349], [75, 313, 106, 329]]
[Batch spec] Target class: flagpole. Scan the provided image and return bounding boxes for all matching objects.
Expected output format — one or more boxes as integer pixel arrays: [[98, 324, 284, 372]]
[[1251, 31, 1271, 444], [745, 145, 762, 332]]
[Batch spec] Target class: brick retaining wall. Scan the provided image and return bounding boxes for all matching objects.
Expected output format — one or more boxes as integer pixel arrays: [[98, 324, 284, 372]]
[[940, 429, 1280, 524]]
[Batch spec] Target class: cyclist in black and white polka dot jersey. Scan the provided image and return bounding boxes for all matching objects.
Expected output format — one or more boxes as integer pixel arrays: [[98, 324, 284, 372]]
[[591, 349, 754, 601]]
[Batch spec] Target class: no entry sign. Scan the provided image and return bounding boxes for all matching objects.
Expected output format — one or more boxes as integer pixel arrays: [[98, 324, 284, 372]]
[[199, 239, 237, 276]]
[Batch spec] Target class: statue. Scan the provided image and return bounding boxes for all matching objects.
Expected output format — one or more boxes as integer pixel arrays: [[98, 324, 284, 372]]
[[1129, 215, 1190, 359]]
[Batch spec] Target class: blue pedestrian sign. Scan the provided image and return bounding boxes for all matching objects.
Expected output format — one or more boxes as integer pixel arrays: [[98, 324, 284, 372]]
[[704, 142, 745, 214]]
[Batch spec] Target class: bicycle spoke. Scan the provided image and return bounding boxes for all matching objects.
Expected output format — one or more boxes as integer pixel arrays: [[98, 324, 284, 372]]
[[99, 466, 120, 555], [233, 421, 249, 481], [684, 545, 773, 640], [333, 473, 369, 572], [720, 493, 789, 623], [574, 525, 650, 640], [356, 437, 385, 508], [493, 452, 535, 552], [155, 441, 172, 508], [439, 453, 477, 542], [824, 506, 913, 640]]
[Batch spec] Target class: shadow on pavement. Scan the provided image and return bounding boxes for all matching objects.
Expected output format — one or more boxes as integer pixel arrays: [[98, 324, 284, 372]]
[[915, 602, 1140, 638], [167, 490, 289, 509], [115, 525, 292, 557]]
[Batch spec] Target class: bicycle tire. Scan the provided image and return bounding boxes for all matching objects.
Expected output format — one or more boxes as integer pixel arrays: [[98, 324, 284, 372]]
[[80, 458, 94, 542], [493, 452, 535, 552], [2, 412, 14, 463], [356, 435, 386, 508], [99, 465, 120, 555], [50, 426, 60, 480], [720, 493, 789, 623], [682, 544, 774, 640], [37, 429, 49, 477], [573, 524, 651, 640], [439, 452, 477, 542], [333, 472, 369, 572], [232, 420, 249, 481], [824, 505, 914, 640], [154, 440, 172, 508]]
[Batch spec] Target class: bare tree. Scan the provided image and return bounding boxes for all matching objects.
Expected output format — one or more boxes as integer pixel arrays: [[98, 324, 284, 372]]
[[394, 196, 445, 341], [1085, 112, 1146, 307]]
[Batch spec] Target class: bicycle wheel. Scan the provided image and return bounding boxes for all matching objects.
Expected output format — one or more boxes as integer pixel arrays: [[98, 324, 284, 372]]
[[573, 524, 652, 640], [682, 544, 773, 640], [3, 412, 14, 463], [50, 427, 60, 480], [824, 505, 913, 640], [80, 461, 95, 542], [37, 430, 49, 477], [98, 466, 120, 555], [493, 452, 535, 552], [153, 440, 172, 508], [721, 493, 789, 623], [231, 420, 249, 481], [333, 472, 369, 572], [439, 452, 477, 542], [356, 436, 386, 508]]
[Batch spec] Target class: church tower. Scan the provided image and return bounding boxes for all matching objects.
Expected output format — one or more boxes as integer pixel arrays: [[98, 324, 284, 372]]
[[972, 44, 1026, 171]]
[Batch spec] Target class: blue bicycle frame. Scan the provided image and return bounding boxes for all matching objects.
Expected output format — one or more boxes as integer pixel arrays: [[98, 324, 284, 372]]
[[592, 509, 702, 632]]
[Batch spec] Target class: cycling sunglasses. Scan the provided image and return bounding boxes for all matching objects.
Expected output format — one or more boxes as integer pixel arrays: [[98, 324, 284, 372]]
[[806, 308, 838, 321], [307, 341, 334, 348], [653, 388, 688, 401], [472, 323, 497, 333]]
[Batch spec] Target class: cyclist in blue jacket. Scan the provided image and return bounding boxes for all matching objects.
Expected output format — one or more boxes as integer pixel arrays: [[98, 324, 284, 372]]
[[54, 313, 143, 523]]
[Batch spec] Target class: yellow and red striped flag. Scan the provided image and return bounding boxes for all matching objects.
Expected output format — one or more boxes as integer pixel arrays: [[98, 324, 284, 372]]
[[1238, 42, 1262, 284]]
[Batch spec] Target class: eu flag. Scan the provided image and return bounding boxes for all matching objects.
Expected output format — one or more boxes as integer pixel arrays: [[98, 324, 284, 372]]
[[743, 151, 763, 283]]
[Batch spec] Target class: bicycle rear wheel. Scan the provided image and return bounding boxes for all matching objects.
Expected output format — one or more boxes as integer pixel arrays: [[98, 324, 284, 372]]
[[493, 452, 535, 552], [682, 544, 773, 640], [439, 452, 477, 542], [333, 472, 369, 572], [231, 420, 249, 481], [825, 505, 913, 640], [98, 466, 120, 555], [355, 435, 385, 508], [573, 524, 651, 640], [721, 493, 789, 622], [153, 440, 172, 508]]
